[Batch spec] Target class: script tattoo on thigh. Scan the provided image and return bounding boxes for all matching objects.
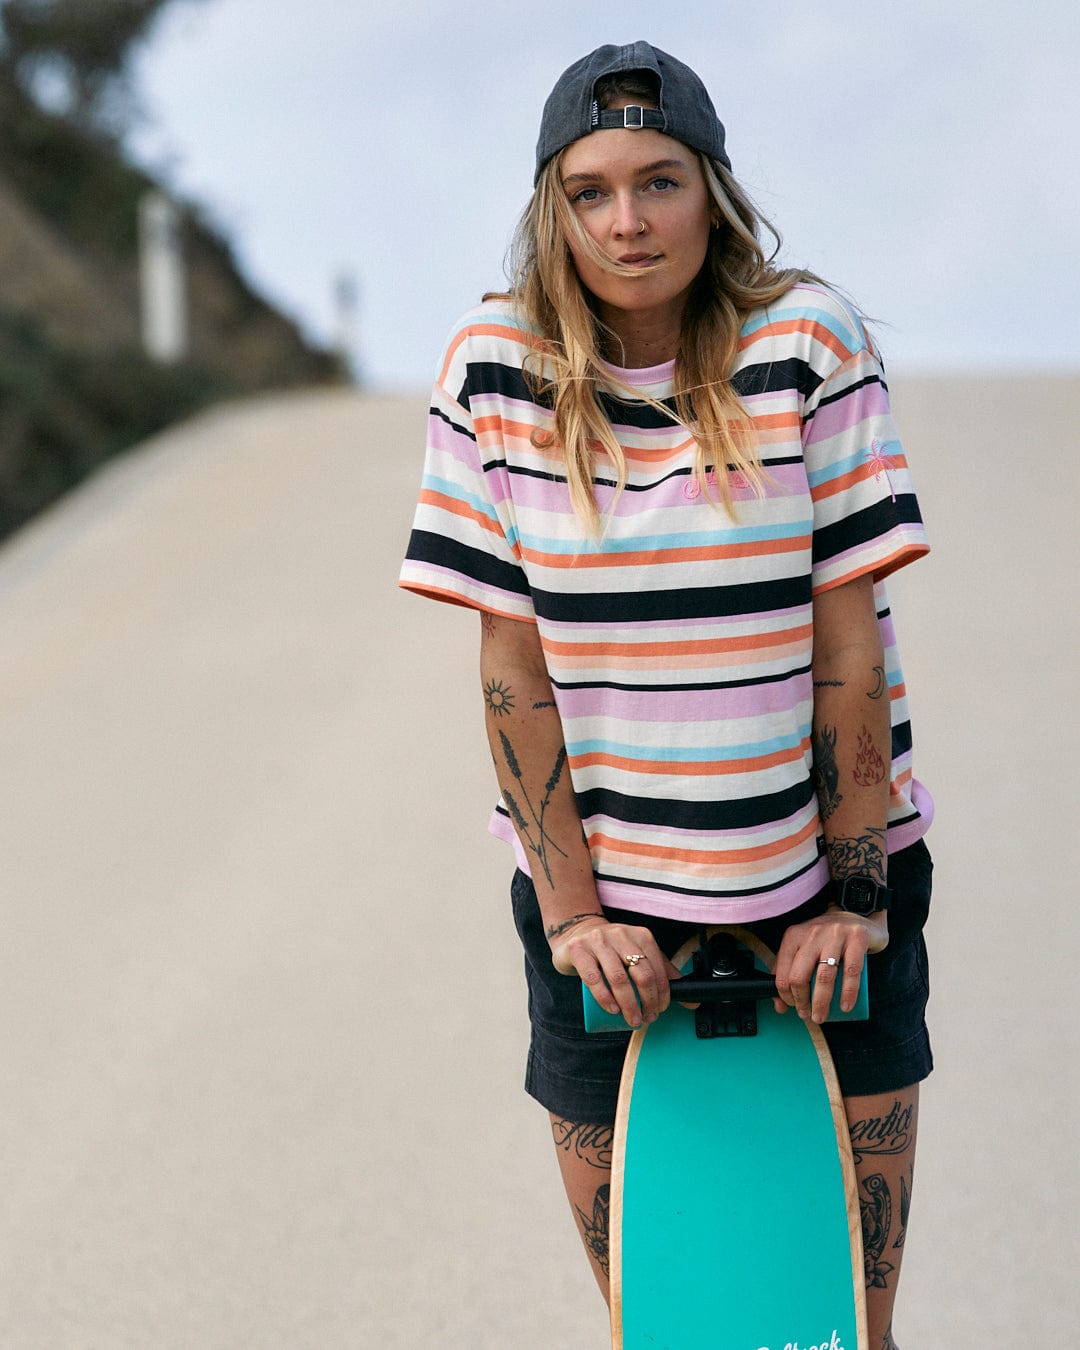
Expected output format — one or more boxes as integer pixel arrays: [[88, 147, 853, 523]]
[[576, 1183, 610, 1279], [847, 1098, 915, 1165], [550, 1119, 614, 1169]]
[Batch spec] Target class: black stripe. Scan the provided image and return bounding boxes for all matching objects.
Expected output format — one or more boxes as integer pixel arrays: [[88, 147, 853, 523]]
[[460, 360, 551, 412], [733, 357, 823, 402], [801, 372, 884, 430], [594, 851, 824, 900], [813, 495, 924, 569], [530, 574, 811, 624], [404, 529, 530, 598], [573, 778, 818, 833], [551, 664, 812, 694], [503, 454, 805, 492], [431, 403, 475, 442]]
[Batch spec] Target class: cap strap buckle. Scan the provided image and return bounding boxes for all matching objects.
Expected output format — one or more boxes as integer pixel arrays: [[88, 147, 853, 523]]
[[622, 105, 645, 129]]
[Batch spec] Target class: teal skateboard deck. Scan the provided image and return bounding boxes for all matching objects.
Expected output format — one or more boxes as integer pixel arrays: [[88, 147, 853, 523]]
[[584, 927, 868, 1350]]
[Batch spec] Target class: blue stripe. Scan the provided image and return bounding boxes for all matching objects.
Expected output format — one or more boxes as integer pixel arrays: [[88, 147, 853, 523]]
[[520, 519, 813, 556], [740, 294, 863, 354], [422, 474, 521, 547], [568, 726, 811, 763], [806, 436, 898, 489]]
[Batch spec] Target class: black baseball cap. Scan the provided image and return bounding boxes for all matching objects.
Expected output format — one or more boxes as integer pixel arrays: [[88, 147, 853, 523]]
[[534, 41, 732, 185]]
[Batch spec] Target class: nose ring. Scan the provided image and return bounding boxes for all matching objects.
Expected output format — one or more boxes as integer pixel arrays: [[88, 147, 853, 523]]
[[637, 220, 647, 235]]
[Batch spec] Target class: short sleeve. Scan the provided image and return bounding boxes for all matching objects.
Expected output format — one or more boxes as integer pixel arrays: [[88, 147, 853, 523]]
[[802, 328, 929, 594], [399, 315, 537, 622]]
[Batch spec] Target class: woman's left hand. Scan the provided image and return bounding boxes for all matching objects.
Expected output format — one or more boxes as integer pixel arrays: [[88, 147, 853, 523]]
[[772, 906, 889, 1023]]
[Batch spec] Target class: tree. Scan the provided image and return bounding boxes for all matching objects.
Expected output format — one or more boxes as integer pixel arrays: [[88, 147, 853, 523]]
[[0, 0, 203, 135]]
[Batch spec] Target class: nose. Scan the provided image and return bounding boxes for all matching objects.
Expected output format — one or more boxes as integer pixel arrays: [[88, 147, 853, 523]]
[[611, 193, 644, 239]]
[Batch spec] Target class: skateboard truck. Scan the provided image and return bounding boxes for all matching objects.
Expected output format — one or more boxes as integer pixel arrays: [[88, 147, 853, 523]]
[[673, 932, 779, 1040]]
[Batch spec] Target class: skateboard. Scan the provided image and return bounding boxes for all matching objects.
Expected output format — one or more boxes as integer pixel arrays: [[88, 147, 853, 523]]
[[583, 927, 869, 1350]]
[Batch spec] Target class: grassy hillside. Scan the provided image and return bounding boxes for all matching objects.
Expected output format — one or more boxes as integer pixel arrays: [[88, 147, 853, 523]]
[[0, 77, 341, 539]]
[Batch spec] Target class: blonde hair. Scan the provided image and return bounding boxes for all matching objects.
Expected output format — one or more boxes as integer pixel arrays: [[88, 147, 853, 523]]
[[501, 118, 826, 534]]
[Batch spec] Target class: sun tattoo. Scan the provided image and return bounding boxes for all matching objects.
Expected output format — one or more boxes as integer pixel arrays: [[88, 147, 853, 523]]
[[484, 679, 515, 717]]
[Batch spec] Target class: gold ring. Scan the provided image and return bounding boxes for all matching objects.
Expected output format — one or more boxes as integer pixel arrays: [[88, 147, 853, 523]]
[[623, 953, 645, 967]]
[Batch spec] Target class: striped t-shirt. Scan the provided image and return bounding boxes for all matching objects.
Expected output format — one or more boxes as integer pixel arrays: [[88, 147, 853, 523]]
[[400, 283, 933, 923]]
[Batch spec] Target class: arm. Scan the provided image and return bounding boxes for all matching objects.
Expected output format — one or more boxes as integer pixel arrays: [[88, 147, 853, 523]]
[[774, 572, 892, 1023], [479, 611, 679, 1026]]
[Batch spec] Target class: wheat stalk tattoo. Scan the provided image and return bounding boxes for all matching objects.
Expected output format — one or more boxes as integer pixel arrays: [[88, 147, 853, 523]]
[[498, 730, 568, 886]]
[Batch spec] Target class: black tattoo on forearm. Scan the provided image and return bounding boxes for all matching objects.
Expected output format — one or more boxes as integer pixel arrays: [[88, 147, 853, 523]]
[[576, 1183, 610, 1279], [860, 1172, 895, 1290], [882, 1326, 897, 1350], [484, 678, 515, 717], [847, 1099, 915, 1164], [867, 665, 887, 699], [811, 724, 843, 819], [532, 700, 557, 710], [550, 1120, 614, 1169], [827, 827, 886, 884], [813, 678, 846, 688], [545, 913, 602, 941], [497, 730, 569, 886], [853, 724, 888, 786]]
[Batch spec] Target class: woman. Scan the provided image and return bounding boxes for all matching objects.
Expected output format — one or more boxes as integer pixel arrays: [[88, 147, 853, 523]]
[[401, 42, 933, 1349]]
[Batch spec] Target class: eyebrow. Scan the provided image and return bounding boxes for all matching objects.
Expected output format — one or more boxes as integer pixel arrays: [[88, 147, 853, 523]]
[[561, 157, 689, 188]]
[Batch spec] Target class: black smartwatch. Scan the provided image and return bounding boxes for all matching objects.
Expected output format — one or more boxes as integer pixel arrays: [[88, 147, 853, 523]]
[[829, 875, 894, 917]]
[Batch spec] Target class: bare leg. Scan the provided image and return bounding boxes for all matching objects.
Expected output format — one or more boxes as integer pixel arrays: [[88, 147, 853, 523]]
[[548, 1114, 613, 1301], [844, 1084, 919, 1349], [549, 1088, 919, 1343]]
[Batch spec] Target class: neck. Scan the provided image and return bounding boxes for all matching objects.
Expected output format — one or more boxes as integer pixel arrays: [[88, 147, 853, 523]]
[[598, 305, 682, 369]]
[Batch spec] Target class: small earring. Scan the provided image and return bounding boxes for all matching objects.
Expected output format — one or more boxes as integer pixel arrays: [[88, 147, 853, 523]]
[[637, 220, 647, 235]]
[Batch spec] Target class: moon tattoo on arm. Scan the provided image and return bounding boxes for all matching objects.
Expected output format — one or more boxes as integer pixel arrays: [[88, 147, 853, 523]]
[[867, 665, 887, 700]]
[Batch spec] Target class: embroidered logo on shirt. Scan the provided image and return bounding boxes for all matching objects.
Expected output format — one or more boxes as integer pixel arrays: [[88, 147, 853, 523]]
[[865, 438, 897, 501], [683, 469, 748, 500]]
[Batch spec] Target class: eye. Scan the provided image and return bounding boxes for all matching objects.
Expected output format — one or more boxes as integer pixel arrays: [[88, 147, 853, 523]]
[[650, 176, 678, 192], [570, 186, 601, 205]]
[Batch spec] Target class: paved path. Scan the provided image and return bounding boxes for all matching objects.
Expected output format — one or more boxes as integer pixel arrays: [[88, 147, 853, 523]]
[[0, 378, 1076, 1346]]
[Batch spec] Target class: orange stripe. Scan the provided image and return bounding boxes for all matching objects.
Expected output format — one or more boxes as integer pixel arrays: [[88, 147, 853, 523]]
[[589, 814, 820, 869], [739, 318, 851, 362], [436, 320, 543, 387], [398, 580, 536, 622], [521, 533, 809, 570], [812, 545, 929, 595], [571, 739, 810, 778], [416, 488, 522, 557], [810, 456, 910, 504], [542, 623, 813, 660]]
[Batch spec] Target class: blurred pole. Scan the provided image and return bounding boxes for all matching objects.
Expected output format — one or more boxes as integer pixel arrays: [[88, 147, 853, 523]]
[[334, 271, 361, 383], [138, 192, 188, 364]]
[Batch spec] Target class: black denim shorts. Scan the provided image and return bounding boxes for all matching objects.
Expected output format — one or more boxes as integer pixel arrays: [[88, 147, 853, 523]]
[[510, 839, 934, 1122]]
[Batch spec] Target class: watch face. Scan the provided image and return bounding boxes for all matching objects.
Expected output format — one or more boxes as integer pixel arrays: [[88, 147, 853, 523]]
[[843, 877, 876, 915]]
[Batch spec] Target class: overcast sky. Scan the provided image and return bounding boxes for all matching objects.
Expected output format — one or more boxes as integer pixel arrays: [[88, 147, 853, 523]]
[[127, 0, 1080, 389]]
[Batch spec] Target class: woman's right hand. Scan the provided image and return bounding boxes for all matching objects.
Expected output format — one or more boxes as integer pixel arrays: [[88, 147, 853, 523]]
[[550, 917, 682, 1029]]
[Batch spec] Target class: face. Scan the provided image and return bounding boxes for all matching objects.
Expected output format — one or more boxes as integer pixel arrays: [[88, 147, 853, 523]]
[[559, 102, 712, 340]]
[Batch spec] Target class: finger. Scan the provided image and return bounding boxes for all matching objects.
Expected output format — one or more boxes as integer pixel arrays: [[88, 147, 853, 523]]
[[596, 954, 644, 1027], [837, 931, 870, 1013], [784, 947, 820, 1021], [810, 956, 840, 1024]]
